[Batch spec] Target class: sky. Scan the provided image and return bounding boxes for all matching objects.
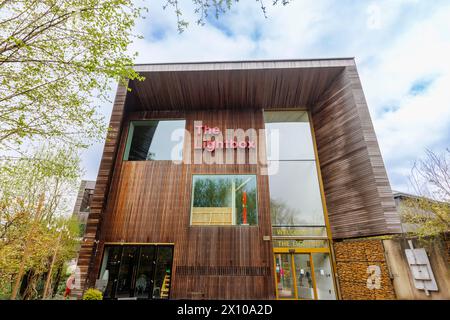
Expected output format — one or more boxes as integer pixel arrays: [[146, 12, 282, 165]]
[[81, 0, 450, 194]]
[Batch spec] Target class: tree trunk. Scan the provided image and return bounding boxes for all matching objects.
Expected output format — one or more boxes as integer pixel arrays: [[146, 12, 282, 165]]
[[10, 194, 45, 300], [52, 264, 63, 297]]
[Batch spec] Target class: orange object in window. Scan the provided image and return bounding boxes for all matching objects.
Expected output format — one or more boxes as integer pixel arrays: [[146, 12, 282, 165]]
[[242, 191, 247, 225]]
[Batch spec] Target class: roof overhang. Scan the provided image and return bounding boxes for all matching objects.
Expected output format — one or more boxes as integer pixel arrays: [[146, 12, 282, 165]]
[[127, 58, 355, 112]]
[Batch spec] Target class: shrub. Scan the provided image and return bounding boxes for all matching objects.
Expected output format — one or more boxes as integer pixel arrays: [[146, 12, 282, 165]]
[[82, 288, 103, 300]]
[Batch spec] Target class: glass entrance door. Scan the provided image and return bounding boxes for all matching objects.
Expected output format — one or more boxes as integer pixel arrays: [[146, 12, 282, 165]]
[[274, 252, 336, 300], [294, 254, 315, 299], [100, 245, 173, 299], [274, 254, 295, 298]]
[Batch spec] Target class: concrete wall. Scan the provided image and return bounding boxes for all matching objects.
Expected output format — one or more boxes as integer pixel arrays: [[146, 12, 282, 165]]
[[383, 238, 450, 300], [333, 240, 396, 300]]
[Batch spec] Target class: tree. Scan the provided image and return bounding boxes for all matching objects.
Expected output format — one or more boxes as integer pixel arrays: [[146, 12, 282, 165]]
[[0, 0, 145, 150], [0, 1, 290, 151], [0, 0, 292, 300], [163, 0, 291, 33], [0, 146, 81, 299], [400, 149, 450, 240]]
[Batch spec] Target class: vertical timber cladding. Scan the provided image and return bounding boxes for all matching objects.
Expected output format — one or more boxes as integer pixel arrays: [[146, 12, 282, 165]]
[[78, 59, 402, 298], [311, 65, 401, 239], [91, 108, 275, 299], [76, 83, 129, 294]]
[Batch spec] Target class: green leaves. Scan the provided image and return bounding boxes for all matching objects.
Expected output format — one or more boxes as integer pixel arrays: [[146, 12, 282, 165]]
[[401, 149, 450, 243], [0, 1, 287, 150], [0, 1, 145, 150], [0, 146, 82, 298], [400, 198, 449, 244]]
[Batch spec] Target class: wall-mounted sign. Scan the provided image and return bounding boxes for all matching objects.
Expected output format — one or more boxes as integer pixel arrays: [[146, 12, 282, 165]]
[[272, 239, 328, 249], [272, 227, 327, 238], [405, 240, 438, 296], [194, 123, 256, 152]]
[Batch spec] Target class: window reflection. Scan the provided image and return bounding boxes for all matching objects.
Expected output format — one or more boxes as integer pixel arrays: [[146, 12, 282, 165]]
[[116, 246, 138, 298], [275, 254, 295, 298], [269, 161, 325, 226], [266, 111, 336, 301], [312, 253, 336, 300], [124, 120, 185, 161], [294, 254, 314, 299], [100, 246, 122, 299], [191, 175, 258, 226], [135, 246, 155, 299], [98, 245, 173, 299], [264, 111, 315, 161], [264, 111, 326, 228]]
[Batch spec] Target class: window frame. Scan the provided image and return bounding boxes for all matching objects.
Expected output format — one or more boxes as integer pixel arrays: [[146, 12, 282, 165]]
[[123, 119, 186, 161], [265, 109, 338, 301], [189, 173, 259, 227], [264, 111, 327, 228]]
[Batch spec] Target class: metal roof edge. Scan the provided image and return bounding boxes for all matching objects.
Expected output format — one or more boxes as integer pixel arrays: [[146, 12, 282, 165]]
[[132, 58, 355, 73]]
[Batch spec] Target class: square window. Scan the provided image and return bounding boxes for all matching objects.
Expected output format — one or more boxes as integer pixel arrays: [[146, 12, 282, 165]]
[[190, 175, 258, 226], [123, 120, 186, 161]]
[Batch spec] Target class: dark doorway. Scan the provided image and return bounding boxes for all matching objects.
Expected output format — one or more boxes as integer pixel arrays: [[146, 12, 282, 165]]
[[99, 245, 173, 300]]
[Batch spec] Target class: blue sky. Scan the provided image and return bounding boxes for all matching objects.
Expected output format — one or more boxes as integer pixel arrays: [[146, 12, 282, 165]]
[[82, 0, 450, 194]]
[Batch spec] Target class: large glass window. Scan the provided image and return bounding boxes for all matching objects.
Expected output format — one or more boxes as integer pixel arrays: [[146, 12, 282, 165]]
[[312, 253, 336, 300], [264, 111, 315, 161], [191, 175, 258, 226], [135, 246, 155, 299], [100, 246, 122, 299], [123, 120, 186, 161], [264, 111, 325, 227], [274, 253, 295, 299], [274, 252, 336, 300], [98, 245, 173, 300], [115, 246, 138, 298], [269, 161, 325, 226]]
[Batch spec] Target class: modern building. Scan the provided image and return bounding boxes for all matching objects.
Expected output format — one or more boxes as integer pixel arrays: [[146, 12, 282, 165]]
[[72, 180, 96, 236], [68, 180, 96, 294], [76, 58, 404, 300]]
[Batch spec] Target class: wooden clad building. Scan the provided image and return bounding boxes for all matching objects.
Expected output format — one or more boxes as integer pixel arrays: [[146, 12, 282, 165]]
[[76, 59, 401, 300]]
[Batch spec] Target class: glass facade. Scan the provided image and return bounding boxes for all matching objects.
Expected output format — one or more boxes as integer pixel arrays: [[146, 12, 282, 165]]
[[265, 110, 336, 300], [99, 110, 337, 300], [124, 120, 186, 161], [99, 245, 173, 300], [265, 111, 315, 161], [274, 253, 295, 299], [269, 161, 325, 226], [294, 254, 314, 299], [265, 111, 325, 227], [190, 175, 258, 226], [312, 253, 336, 300]]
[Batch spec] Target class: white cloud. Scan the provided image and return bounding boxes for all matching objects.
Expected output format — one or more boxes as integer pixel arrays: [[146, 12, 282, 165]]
[[367, 4, 382, 30], [359, 3, 450, 191], [79, 0, 450, 193]]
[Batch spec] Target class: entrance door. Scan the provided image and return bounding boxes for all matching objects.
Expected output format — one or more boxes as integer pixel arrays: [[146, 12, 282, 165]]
[[274, 252, 336, 300], [293, 254, 315, 299], [100, 245, 173, 299]]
